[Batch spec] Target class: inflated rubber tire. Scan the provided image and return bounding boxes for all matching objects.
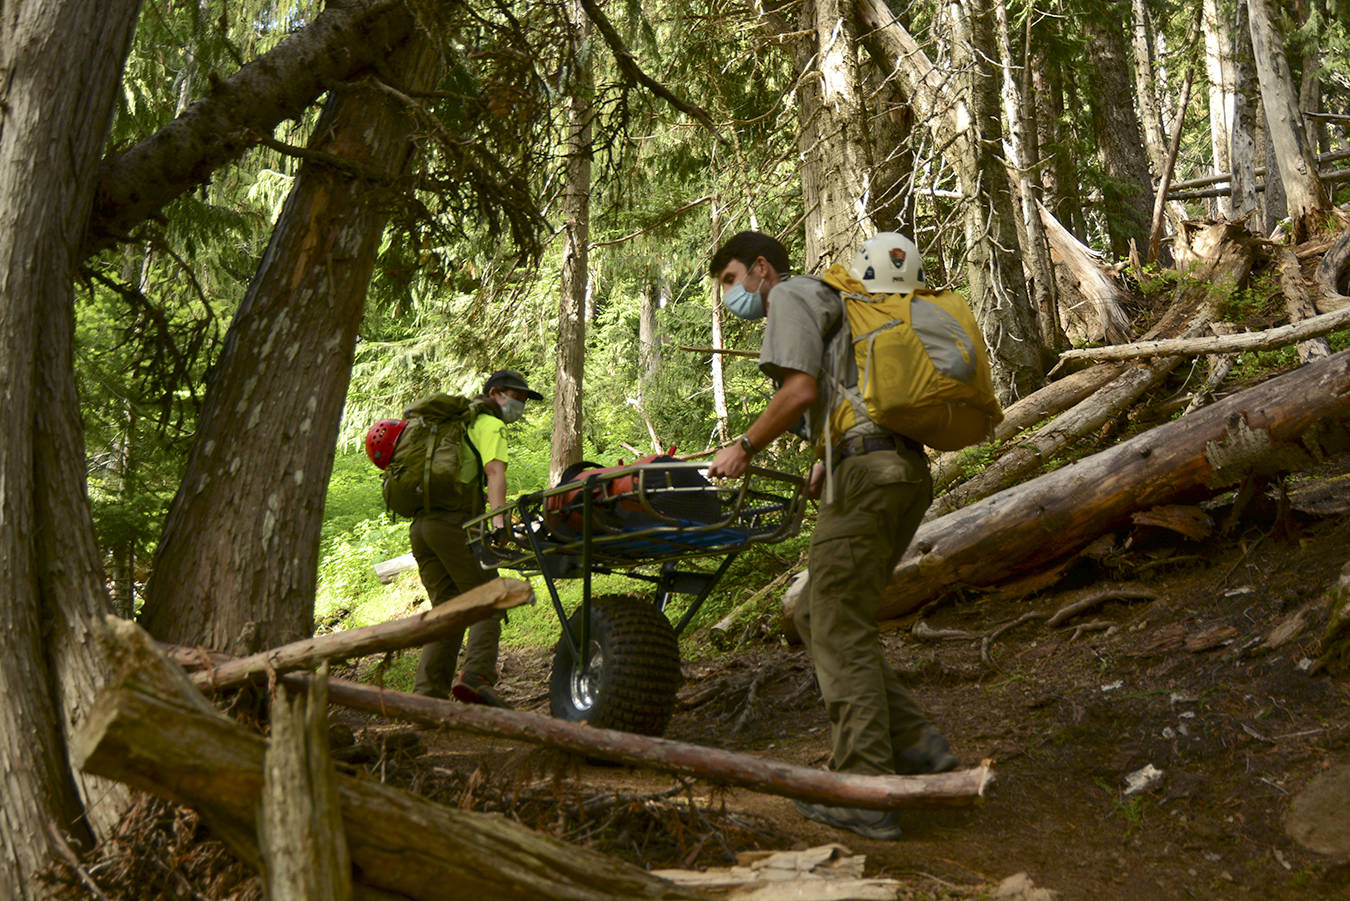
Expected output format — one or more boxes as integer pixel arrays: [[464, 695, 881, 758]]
[[549, 594, 682, 736]]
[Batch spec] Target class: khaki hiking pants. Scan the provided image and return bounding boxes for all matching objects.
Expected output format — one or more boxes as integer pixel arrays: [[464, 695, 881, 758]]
[[409, 510, 502, 697], [794, 445, 934, 776]]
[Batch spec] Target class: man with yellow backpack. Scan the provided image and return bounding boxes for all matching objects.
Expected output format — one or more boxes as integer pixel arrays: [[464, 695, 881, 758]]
[[707, 230, 1000, 841]]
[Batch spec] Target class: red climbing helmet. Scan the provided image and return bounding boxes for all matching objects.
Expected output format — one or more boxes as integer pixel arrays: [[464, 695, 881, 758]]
[[365, 419, 408, 470]]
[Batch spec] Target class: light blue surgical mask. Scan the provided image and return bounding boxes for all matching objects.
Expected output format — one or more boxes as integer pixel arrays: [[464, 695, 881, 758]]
[[724, 278, 765, 320], [498, 395, 525, 423]]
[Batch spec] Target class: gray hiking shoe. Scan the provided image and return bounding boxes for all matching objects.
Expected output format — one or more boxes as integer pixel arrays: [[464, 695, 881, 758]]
[[793, 800, 902, 841], [895, 725, 959, 775]]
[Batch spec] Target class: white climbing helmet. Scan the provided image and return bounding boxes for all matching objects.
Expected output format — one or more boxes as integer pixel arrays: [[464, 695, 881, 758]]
[[850, 232, 926, 294]]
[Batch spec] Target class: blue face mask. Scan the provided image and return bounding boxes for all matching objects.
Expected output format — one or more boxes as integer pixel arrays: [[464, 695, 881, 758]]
[[724, 277, 765, 320]]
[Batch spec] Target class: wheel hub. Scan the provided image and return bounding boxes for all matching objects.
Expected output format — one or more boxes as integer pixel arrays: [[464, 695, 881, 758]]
[[569, 640, 604, 711]]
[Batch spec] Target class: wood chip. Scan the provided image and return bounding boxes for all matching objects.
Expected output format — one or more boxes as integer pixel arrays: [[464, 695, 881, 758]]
[[1185, 624, 1240, 652]]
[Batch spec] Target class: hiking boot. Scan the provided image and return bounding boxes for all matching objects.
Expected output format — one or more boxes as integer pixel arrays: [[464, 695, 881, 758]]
[[793, 800, 902, 841], [894, 725, 959, 775], [451, 672, 512, 709]]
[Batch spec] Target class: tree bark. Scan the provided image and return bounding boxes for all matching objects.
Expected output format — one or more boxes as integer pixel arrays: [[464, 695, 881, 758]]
[[74, 619, 703, 901], [1248, 0, 1329, 240], [795, 0, 873, 269], [83, 0, 416, 257], [1203, 0, 1237, 218], [260, 665, 352, 901], [877, 349, 1350, 623], [1229, 0, 1260, 218], [1276, 248, 1332, 363], [549, 0, 594, 486], [141, 28, 444, 652], [1315, 226, 1350, 308], [1083, 0, 1155, 257], [0, 0, 142, 891], [189, 578, 533, 691]]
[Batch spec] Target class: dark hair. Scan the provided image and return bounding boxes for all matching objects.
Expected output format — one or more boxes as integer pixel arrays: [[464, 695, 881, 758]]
[[709, 231, 791, 278]]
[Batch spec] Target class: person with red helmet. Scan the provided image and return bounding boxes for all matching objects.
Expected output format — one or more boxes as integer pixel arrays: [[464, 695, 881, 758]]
[[365, 419, 408, 470], [407, 369, 542, 707]]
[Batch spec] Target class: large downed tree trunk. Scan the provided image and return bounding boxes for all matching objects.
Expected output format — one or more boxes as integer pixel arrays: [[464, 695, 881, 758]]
[[74, 619, 703, 901], [1316, 225, 1350, 308], [870, 349, 1350, 623]]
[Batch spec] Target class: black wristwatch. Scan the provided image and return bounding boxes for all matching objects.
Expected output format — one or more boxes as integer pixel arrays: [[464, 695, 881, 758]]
[[738, 434, 757, 456]]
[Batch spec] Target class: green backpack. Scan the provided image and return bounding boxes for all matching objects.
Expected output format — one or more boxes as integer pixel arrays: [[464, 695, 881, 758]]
[[382, 394, 487, 517]]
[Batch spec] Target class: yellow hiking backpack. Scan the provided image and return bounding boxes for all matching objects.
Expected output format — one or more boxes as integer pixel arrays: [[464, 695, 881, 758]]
[[820, 264, 1003, 452]]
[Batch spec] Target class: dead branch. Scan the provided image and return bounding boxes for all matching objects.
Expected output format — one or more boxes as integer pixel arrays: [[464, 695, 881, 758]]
[[1044, 584, 1156, 627], [189, 577, 532, 691], [307, 675, 994, 811], [1057, 303, 1350, 363]]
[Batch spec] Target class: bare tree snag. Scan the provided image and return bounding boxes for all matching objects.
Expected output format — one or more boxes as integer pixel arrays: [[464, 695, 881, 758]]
[[84, 0, 416, 256], [189, 578, 533, 691], [931, 363, 1125, 492], [300, 675, 994, 811], [1038, 200, 1133, 344], [1057, 303, 1350, 364], [74, 619, 704, 901], [866, 349, 1350, 625], [261, 664, 352, 901], [1316, 225, 1350, 310], [1277, 247, 1333, 363]]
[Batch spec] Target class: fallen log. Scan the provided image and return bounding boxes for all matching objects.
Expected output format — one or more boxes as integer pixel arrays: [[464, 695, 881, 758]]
[[74, 618, 703, 901], [931, 362, 1125, 493], [1056, 303, 1350, 363], [297, 674, 994, 811], [190, 576, 533, 691], [927, 354, 1189, 519], [867, 349, 1350, 624]]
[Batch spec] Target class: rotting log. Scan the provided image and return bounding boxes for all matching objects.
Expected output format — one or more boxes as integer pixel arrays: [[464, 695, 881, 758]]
[[189, 577, 533, 691], [261, 663, 352, 901], [296, 674, 993, 811], [865, 350, 1350, 624], [74, 618, 704, 901]]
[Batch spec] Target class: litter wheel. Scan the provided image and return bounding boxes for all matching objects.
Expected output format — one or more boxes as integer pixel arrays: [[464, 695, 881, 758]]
[[549, 593, 682, 736]]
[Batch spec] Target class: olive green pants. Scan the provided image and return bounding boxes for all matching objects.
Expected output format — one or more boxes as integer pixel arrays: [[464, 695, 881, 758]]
[[794, 446, 934, 776], [409, 510, 502, 698]]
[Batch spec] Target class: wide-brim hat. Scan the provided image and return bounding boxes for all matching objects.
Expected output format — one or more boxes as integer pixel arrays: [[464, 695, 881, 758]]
[[485, 369, 543, 400]]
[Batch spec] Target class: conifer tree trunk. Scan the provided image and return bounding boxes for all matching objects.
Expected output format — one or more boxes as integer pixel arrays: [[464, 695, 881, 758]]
[[1247, 0, 1329, 241], [1229, 0, 1260, 218], [1203, 0, 1237, 218], [0, 0, 143, 892], [549, 0, 594, 486], [142, 27, 444, 652], [795, 0, 873, 269], [1082, 0, 1155, 258]]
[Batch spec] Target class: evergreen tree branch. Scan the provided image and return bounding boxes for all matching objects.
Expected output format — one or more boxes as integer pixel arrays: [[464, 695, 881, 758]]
[[573, 0, 727, 142]]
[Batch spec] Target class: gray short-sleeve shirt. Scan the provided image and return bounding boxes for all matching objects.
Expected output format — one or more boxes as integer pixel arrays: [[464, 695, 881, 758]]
[[759, 276, 884, 446]]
